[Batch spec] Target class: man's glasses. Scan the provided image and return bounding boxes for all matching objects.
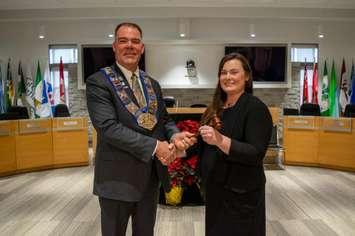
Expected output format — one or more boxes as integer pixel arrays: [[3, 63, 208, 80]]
[[116, 37, 142, 45]]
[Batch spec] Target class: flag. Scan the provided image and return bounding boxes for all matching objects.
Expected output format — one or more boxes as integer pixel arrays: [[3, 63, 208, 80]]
[[321, 61, 329, 116], [339, 59, 348, 113], [329, 61, 339, 117], [34, 61, 51, 118], [25, 64, 35, 118], [302, 63, 308, 104], [17, 61, 26, 106], [0, 64, 5, 114], [5, 58, 15, 111], [43, 63, 55, 115], [311, 62, 318, 104], [59, 57, 66, 104], [350, 62, 355, 104]]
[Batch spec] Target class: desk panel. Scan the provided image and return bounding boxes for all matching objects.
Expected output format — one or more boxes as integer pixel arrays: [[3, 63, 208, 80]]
[[16, 119, 53, 170], [283, 116, 319, 165], [318, 118, 355, 170], [52, 117, 89, 166], [0, 121, 17, 175]]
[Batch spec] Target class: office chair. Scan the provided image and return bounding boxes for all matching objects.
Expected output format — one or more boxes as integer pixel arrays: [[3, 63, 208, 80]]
[[300, 103, 321, 116], [163, 96, 176, 108], [283, 108, 299, 116], [190, 104, 207, 108], [344, 104, 355, 117], [54, 104, 70, 117], [7, 106, 29, 119]]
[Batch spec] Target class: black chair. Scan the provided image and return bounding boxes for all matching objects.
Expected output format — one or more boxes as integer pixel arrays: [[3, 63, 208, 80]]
[[283, 108, 299, 116], [54, 104, 70, 117], [268, 125, 279, 148], [7, 106, 29, 119], [300, 103, 321, 116], [190, 104, 207, 108], [344, 104, 355, 117], [163, 96, 176, 108]]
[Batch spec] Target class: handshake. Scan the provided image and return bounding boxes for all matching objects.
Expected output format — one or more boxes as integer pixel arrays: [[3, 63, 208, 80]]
[[155, 131, 197, 166]]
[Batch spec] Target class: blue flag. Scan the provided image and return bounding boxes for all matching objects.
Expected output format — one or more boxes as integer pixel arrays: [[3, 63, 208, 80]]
[[350, 62, 355, 104]]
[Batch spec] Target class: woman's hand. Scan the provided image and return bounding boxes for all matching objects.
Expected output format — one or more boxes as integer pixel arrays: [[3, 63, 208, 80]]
[[199, 125, 231, 155], [199, 125, 223, 146]]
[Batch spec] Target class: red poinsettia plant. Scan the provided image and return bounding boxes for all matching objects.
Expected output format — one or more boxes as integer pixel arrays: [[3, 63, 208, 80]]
[[168, 120, 200, 188]]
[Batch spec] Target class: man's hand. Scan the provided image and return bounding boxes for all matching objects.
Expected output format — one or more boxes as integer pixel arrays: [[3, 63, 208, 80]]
[[171, 131, 197, 152], [155, 140, 176, 166]]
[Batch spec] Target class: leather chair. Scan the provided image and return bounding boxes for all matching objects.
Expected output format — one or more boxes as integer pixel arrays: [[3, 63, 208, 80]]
[[283, 108, 299, 116], [54, 104, 70, 117], [7, 106, 29, 119], [190, 104, 207, 108], [344, 104, 355, 117], [163, 96, 176, 108], [300, 103, 321, 116]]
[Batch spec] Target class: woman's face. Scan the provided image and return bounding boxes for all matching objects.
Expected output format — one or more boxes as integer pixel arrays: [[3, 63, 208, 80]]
[[219, 59, 248, 96]]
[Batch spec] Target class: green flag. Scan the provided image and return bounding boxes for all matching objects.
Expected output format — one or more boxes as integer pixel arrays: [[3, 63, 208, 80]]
[[34, 61, 51, 118], [329, 61, 339, 117], [320, 61, 329, 116]]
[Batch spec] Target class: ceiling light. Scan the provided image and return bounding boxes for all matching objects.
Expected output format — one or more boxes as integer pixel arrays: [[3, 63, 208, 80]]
[[317, 25, 325, 39], [249, 24, 256, 38], [38, 25, 45, 40], [108, 34, 114, 38], [178, 19, 190, 38]]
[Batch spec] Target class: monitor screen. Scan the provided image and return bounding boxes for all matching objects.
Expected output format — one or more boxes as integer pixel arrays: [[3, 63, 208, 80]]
[[82, 45, 145, 82], [225, 45, 287, 83]]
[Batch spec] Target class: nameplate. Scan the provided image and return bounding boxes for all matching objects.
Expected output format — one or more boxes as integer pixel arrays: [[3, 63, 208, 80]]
[[19, 120, 50, 134], [287, 116, 316, 130], [53, 118, 86, 131], [322, 118, 352, 133], [0, 128, 10, 136]]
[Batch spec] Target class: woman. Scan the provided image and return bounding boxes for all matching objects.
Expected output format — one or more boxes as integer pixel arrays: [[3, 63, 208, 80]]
[[199, 53, 272, 236]]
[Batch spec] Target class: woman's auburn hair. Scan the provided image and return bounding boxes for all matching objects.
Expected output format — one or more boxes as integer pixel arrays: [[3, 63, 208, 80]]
[[200, 53, 253, 127]]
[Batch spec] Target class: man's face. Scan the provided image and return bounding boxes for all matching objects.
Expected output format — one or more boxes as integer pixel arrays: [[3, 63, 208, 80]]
[[112, 26, 144, 72]]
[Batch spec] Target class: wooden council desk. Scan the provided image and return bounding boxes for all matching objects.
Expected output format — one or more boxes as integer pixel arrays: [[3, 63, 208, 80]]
[[0, 117, 89, 177], [283, 116, 355, 172]]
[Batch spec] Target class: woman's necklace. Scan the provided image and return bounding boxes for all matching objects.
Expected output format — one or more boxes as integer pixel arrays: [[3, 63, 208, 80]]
[[224, 101, 236, 108]]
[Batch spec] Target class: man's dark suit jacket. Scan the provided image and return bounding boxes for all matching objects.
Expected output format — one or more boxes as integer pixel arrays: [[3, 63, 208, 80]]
[[86, 64, 179, 202], [200, 92, 273, 192]]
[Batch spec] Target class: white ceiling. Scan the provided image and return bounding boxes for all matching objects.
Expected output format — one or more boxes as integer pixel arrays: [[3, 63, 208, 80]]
[[1, 0, 355, 22], [1, 0, 355, 10]]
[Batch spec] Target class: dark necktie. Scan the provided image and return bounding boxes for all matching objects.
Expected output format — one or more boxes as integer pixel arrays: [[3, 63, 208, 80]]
[[130, 74, 146, 108]]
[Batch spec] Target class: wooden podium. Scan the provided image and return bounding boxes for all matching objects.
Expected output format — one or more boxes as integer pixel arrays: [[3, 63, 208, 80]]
[[16, 119, 53, 171], [52, 117, 89, 167], [0, 121, 17, 176]]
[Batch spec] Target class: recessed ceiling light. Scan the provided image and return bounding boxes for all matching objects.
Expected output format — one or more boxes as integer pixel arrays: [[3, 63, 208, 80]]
[[38, 35, 45, 39], [108, 34, 114, 38], [250, 33, 256, 38], [180, 33, 186, 38], [318, 34, 324, 38]]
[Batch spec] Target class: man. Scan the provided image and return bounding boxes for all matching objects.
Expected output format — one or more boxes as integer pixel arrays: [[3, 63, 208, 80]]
[[86, 22, 195, 236]]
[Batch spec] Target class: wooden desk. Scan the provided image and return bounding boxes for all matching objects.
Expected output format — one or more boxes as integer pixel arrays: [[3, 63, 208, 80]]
[[0, 121, 17, 175], [52, 117, 89, 167], [283, 116, 320, 166], [318, 118, 355, 171], [16, 119, 53, 171]]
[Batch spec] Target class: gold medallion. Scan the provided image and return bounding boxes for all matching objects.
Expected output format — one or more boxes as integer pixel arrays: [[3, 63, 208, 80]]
[[137, 113, 157, 130]]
